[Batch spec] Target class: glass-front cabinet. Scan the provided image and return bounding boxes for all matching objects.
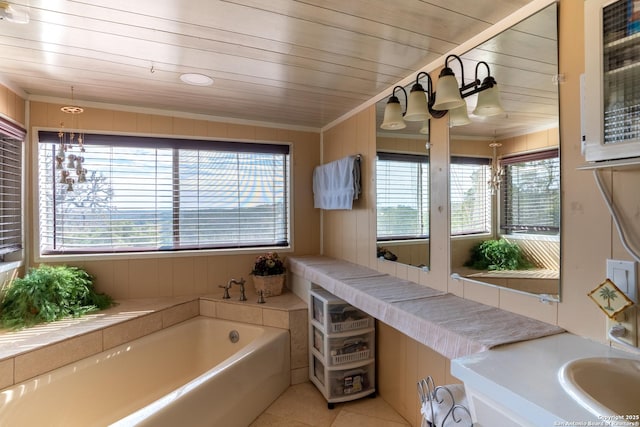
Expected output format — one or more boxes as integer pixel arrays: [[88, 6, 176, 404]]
[[584, 0, 640, 162]]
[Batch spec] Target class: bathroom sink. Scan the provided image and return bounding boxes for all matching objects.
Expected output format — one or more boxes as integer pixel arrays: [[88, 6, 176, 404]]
[[559, 357, 640, 417]]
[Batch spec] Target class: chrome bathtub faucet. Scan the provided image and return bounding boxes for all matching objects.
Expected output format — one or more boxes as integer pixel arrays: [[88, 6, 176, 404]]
[[226, 277, 247, 301]]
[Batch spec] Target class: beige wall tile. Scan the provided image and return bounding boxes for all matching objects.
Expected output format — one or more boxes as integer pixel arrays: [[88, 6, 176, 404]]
[[207, 121, 227, 137], [172, 257, 196, 296], [216, 302, 263, 325], [136, 113, 152, 133], [151, 115, 173, 134], [0, 85, 7, 118], [82, 107, 114, 131], [500, 290, 558, 324], [263, 308, 289, 329], [113, 111, 137, 132], [157, 259, 174, 297], [129, 258, 160, 298], [102, 312, 162, 349], [193, 120, 208, 137], [162, 301, 199, 327], [173, 117, 194, 136], [290, 367, 308, 385], [289, 309, 308, 370], [199, 299, 217, 318], [228, 123, 255, 140], [192, 257, 209, 295], [5, 90, 15, 120], [0, 358, 14, 389], [464, 281, 499, 307], [14, 331, 102, 383], [377, 322, 406, 416]]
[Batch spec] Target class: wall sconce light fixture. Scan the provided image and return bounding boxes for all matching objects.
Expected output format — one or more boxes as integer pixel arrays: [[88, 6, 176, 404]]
[[381, 55, 504, 131], [432, 54, 504, 121], [380, 85, 408, 130]]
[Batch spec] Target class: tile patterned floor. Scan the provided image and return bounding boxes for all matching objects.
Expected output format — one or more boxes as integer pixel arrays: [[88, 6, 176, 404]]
[[251, 382, 411, 427]]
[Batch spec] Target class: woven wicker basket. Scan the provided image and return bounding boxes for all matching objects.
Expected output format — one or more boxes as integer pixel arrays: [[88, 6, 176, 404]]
[[252, 274, 285, 297]]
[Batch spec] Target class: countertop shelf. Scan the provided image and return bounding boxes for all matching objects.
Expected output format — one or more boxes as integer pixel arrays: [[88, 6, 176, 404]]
[[289, 256, 564, 359]]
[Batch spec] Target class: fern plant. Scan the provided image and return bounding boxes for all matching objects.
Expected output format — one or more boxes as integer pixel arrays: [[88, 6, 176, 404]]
[[465, 239, 533, 271], [0, 265, 114, 329]]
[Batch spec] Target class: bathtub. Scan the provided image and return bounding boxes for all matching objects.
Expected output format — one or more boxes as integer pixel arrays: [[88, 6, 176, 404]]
[[0, 316, 291, 427]]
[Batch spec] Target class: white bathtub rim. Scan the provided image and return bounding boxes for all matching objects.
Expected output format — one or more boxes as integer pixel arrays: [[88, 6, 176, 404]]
[[111, 319, 289, 426]]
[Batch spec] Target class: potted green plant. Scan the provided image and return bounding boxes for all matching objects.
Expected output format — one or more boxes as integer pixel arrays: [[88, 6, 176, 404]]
[[464, 238, 533, 271], [250, 252, 286, 297], [0, 264, 114, 329]]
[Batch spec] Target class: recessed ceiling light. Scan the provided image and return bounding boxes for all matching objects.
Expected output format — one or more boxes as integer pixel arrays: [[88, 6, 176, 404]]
[[179, 73, 214, 86]]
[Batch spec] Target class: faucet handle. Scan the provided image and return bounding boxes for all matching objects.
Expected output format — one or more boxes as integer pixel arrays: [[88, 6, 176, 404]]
[[218, 284, 231, 299]]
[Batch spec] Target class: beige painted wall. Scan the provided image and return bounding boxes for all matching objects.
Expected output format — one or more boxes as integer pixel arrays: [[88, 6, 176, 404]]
[[0, 85, 25, 127], [27, 101, 321, 299], [321, 1, 640, 424]]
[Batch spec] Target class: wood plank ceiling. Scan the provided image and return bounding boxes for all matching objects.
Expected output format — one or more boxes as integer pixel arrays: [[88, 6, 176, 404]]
[[0, 0, 547, 132]]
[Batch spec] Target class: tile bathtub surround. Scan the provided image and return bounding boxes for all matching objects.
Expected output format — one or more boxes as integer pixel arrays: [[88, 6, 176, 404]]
[[199, 292, 309, 383], [0, 292, 308, 389]]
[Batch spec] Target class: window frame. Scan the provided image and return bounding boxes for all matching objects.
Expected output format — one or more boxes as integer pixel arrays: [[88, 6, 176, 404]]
[[449, 155, 492, 237], [499, 148, 560, 236], [0, 116, 25, 271], [376, 151, 430, 242], [34, 129, 293, 262]]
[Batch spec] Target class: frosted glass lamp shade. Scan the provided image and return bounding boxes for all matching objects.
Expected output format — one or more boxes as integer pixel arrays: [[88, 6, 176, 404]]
[[433, 73, 465, 111], [473, 81, 504, 116], [419, 120, 429, 135], [380, 97, 406, 130], [404, 85, 431, 121], [449, 103, 471, 127]]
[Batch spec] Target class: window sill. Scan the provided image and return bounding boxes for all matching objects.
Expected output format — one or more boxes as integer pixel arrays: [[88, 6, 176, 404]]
[[0, 260, 22, 274], [35, 246, 293, 263]]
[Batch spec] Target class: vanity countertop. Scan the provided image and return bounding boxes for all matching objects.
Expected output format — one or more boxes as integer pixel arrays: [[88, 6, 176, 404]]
[[451, 332, 639, 424], [288, 255, 564, 359]]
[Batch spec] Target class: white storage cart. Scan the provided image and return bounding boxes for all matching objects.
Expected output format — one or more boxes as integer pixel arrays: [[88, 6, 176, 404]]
[[309, 287, 375, 409]]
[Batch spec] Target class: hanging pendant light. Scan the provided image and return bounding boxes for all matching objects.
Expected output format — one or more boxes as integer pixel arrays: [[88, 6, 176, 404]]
[[380, 86, 408, 130]]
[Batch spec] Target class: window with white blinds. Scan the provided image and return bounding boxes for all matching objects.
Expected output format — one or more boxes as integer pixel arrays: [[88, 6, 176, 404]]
[[500, 149, 560, 235], [376, 152, 429, 240], [0, 137, 22, 260], [450, 156, 491, 236], [37, 132, 290, 255]]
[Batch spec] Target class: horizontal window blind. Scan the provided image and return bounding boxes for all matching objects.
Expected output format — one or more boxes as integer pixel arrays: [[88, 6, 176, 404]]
[[450, 157, 491, 236], [376, 152, 429, 240], [38, 132, 289, 254], [501, 149, 559, 235], [0, 137, 22, 258]]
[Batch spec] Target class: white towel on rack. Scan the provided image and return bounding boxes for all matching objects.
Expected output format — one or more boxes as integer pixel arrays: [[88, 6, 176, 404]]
[[313, 155, 359, 210]]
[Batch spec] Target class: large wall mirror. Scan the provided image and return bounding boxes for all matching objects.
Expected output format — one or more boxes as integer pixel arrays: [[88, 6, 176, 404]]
[[376, 104, 432, 269], [449, 3, 560, 300], [374, 3, 560, 300]]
